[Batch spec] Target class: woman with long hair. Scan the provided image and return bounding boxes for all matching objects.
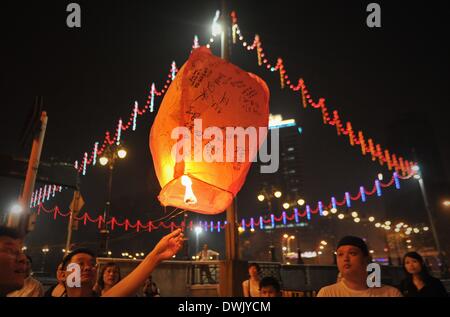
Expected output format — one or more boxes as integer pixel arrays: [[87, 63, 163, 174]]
[[399, 251, 447, 297], [95, 262, 121, 296], [242, 263, 261, 297]]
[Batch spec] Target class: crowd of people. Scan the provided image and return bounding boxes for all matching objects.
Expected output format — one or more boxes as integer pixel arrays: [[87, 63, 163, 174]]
[[0, 225, 182, 297], [241, 235, 448, 297], [0, 225, 448, 298]]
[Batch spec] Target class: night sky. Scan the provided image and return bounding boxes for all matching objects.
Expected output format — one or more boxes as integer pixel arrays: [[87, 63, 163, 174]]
[[1, 1, 449, 269]]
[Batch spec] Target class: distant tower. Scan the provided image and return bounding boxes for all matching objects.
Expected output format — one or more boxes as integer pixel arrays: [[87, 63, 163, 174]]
[[258, 114, 305, 206]]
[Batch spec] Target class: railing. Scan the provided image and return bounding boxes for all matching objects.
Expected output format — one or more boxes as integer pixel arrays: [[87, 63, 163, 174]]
[[250, 261, 282, 283], [190, 261, 221, 285], [282, 290, 318, 297], [96, 258, 409, 296]]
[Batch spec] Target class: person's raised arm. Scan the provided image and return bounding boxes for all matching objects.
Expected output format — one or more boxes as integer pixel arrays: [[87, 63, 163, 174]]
[[103, 229, 184, 297]]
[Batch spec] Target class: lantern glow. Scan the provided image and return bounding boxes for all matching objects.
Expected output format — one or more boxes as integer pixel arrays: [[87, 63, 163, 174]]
[[150, 47, 269, 214], [181, 175, 197, 205]]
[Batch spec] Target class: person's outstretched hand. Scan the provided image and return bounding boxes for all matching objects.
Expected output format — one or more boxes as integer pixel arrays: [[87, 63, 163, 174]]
[[151, 229, 184, 262]]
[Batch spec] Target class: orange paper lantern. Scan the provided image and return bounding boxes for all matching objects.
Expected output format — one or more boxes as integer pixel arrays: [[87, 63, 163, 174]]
[[150, 47, 270, 214]]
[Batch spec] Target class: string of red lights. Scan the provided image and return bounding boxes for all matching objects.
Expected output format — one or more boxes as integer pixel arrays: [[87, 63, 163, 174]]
[[37, 171, 412, 233], [75, 62, 178, 176], [230, 12, 417, 177]]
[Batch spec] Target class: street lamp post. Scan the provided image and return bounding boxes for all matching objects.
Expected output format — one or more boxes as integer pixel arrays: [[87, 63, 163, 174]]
[[99, 146, 127, 256], [41, 246, 49, 272], [7, 111, 48, 236], [195, 226, 202, 256], [281, 234, 295, 264], [414, 165, 448, 277], [219, 4, 237, 259], [282, 234, 288, 263], [65, 169, 81, 257], [220, 3, 229, 61], [214, 1, 244, 296], [182, 212, 190, 260], [258, 188, 282, 262], [102, 158, 114, 255], [287, 235, 295, 253]]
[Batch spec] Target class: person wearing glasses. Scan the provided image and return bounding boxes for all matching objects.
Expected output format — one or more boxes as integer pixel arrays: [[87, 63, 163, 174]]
[[7, 254, 44, 297], [61, 229, 184, 297], [0, 226, 24, 297]]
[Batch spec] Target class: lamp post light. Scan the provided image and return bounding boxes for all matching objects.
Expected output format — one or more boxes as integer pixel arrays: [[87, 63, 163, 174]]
[[257, 187, 283, 261], [257, 188, 283, 215], [287, 235, 295, 253], [10, 203, 24, 215], [194, 226, 203, 256], [281, 234, 295, 263], [99, 146, 127, 256], [41, 246, 49, 272]]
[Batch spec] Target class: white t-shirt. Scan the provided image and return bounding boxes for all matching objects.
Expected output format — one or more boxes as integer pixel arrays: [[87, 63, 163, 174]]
[[317, 280, 402, 297], [242, 279, 260, 297], [198, 249, 219, 261]]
